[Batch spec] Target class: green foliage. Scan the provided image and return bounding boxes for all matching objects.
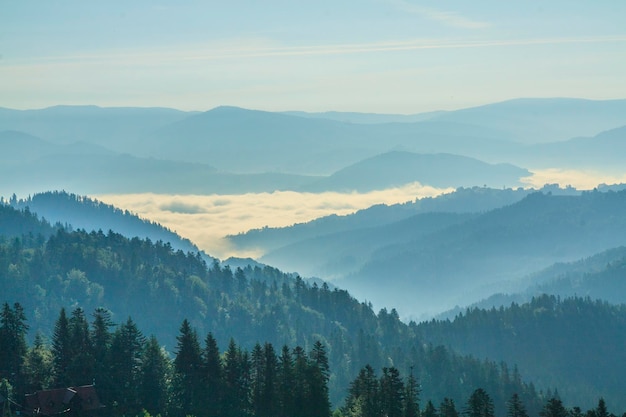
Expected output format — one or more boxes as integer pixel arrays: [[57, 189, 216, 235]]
[[417, 295, 626, 410]]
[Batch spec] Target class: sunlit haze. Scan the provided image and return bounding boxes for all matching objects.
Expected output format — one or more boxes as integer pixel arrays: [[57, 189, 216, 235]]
[[2, 1, 625, 113], [94, 169, 625, 260], [96, 183, 451, 259]]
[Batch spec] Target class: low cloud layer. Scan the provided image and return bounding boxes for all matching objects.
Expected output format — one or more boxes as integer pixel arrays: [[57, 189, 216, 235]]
[[97, 183, 451, 259], [95, 170, 626, 260]]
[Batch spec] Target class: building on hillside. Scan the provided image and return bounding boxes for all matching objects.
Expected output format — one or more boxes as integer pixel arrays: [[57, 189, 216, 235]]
[[24, 385, 103, 416]]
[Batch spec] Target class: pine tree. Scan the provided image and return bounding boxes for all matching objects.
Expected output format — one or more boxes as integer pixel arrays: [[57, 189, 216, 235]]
[[51, 308, 71, 387], [277, 345, 295, 417], [380, 367, 404, 417], [539, 397, 568, 417], [465, 388, 495, 417], [172, 319, 203, 417], [90, 308, 114, 402], [67, 307, 94, 386], [423, 400, 438, 417], [109, 317, 146, 416], [507, 393, 529, 417], [440, 398, 459, 417], [22, 333, 53, 392], [404, 367, 420, 417], [308, 341, 331, 417], [223, 338, 251, 417], [345, 365, 379, 417], [0, 302, 28, 392], [139, 335, 171, 416], [203, 332, 222, 417]]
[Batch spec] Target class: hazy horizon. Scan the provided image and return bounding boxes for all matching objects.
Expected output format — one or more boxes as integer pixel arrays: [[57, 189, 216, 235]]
[[3, 1, 625, 113]]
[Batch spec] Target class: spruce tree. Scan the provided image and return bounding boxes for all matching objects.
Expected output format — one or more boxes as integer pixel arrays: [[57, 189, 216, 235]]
[[51, 308, 71, 387], [109, 317, 146, 416], [465, 388, 495, 417], [172, 319, 203, 417], [203, 332, 222, 417], [139, 335, 171, 417], [507, 393, 529, 417]]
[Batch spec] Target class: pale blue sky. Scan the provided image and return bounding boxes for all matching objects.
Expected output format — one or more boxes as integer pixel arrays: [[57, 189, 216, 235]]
[[2, 1, 625, 112]]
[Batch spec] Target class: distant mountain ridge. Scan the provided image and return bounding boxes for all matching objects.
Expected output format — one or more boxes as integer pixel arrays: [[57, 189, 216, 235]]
[[300, 151, 529, 192]]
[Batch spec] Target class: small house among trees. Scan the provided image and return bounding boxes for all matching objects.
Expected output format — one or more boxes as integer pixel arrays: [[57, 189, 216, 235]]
[[24, 384, 103, 416]]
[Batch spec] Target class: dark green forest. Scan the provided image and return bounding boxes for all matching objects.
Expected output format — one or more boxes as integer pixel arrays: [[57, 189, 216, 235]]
[[2, 200, 626, 416], [0, 304, 622, 417], [1, 202, 539, 414], [416, 295, 626, 410]]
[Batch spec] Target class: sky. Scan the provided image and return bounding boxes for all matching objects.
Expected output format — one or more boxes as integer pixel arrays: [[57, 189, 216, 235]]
[[2, 1, 626, 113]]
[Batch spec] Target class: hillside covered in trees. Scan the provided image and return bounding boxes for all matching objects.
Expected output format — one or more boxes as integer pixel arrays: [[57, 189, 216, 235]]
[[0, 202, 540, 413], [416, 296, 626, 410]]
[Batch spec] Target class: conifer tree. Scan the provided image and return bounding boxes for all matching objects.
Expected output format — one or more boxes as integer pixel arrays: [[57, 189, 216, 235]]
[[22, 333, 53, 392], [172, 319, 203, 417], [423, 400, 438, 417], [277, 345, 295, 417], [539, 397, 568, 417], [90, 308, 114, 401], [51, 308, 71, 387], [440, 398, 460, 417], [0, 302, 28, 392], [507, 393, 529, 417], [110, 317, 146, 416], [139, 335, 171, 417], [67, 307, 94, 385], [380, 367, 405, 417], [203, 332, 222, 417], [404, 367, 420, 417], [465, 388, 495, 417]]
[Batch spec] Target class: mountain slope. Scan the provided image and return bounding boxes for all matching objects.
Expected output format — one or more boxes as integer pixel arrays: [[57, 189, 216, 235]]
[[430, 97, 626, 143], [416, 295, 626, 411], [227, 186, 546, 255], [0, 203, 541, 412], [301, 151, 529, 192], [0, 105, 192, 153], [10, 191, 204, 256], [340, 190, 626, 317]]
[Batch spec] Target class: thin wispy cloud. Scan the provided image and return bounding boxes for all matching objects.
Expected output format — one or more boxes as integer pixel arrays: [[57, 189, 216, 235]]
[[7, 35, 626, 67], [389, 0, 490, 29]]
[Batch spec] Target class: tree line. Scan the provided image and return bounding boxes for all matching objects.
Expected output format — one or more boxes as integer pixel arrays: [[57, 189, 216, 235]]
[[2, 302, 624, 417], [0, 302, 331, 417]]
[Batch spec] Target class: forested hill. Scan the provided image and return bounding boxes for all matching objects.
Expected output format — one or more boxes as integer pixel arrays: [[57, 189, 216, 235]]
[[416, 295, 626, 411], [7, 191, 204, 257], [0, 203, 540, 412]]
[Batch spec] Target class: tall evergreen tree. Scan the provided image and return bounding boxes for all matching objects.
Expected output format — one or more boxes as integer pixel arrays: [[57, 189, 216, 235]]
[[507, 393, 529, 417], [203, 332, 222, 417], [277, 345, 295, 417], [404, 367, 420, 417], [22, 333, 53, 392], [91, 307, 114, 401], [380, 367, 405, 417], [172, 319, 203, 417], [223, 338, 251, 417], [423, 400, 438, 417], [109, 317, 146, 416], [308, 341, 332, 417], [465, 388, 495, 417], [345, 365, 379, 417], [440, 398, 460, 417], [0, 302, 28, 391], [539, 397, 568, 417], [67, 307, 94, 385], [51, 308, 71, 387], [139, 335, 171, 417]]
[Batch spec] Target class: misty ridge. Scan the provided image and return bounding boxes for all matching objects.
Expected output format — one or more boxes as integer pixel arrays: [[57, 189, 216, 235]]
[[3, 97, 626, 415]]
